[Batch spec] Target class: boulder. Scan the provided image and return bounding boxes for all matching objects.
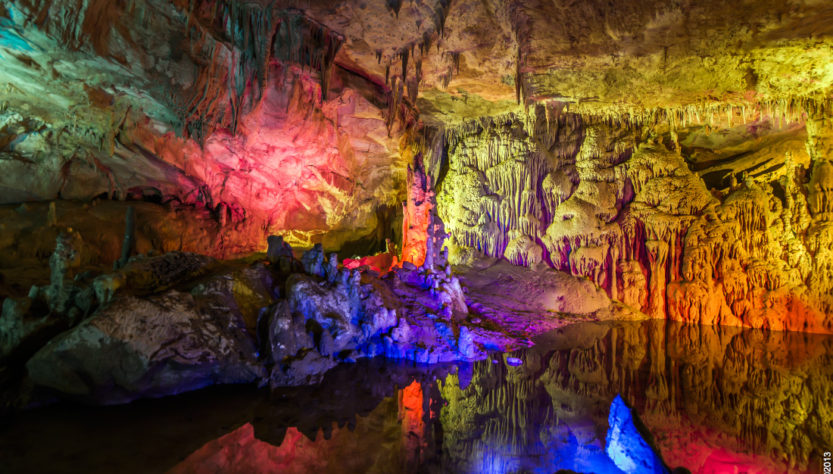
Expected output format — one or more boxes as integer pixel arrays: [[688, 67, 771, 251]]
[[26, 290, 264, 404]]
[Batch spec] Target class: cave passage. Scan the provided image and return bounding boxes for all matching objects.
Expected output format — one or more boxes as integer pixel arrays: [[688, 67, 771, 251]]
[[3, 1, 833, 473]]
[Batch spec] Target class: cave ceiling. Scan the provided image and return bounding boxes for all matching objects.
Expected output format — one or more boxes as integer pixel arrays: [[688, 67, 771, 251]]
[[3, 0, 832, 135]]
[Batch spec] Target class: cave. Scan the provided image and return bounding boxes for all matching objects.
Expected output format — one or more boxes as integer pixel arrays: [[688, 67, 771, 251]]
[[1, 0, 832, 472]]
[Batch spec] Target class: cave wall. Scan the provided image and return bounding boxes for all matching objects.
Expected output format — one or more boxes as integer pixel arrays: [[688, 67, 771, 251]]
[[3, 0, 833, 334], [435, 103, 833, 332], [0, 1, 407, 256]]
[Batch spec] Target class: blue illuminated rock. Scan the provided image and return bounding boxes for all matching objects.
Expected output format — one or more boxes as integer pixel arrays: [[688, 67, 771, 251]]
[[605, 395, 668, 474]]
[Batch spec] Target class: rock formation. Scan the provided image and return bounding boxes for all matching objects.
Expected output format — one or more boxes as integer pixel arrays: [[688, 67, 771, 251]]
[[16, 237, 535, 404], [1, 7, 833, 470], [606, 395, 669, 474], [434, 104, 833, 333], [0, 0, 832, 336]]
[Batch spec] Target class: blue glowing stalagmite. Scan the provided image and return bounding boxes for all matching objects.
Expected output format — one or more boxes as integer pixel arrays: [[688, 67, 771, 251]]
[[605, 395, 668, 474]]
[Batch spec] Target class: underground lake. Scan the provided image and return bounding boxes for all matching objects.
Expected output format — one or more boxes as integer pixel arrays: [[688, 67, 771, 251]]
[[4, 1, 833, 472], [2, 320, 831, 474]]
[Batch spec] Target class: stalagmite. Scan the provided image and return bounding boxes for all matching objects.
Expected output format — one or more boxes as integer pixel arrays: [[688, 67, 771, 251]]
[[113, 206, 135, 270], [436, 101, 831, 331], [3, 4, 833, 470]]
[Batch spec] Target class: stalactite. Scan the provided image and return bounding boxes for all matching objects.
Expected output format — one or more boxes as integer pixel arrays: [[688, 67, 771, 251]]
[[515, 45, 522, 105], [436, 99, 833, 331], [181, 3, 343, 141]]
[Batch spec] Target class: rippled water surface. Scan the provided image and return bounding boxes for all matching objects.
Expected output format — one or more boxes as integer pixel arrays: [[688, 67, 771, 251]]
[[2, 320, 832, 473]]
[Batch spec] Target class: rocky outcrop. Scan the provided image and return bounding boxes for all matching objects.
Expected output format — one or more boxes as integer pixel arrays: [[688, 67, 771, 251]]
[[4, 0, 833, 256], [17, 249, 257, 404], [4, 0, 833, 421], [260, 243, 513, 387], [1, 231, 93, 362], [0, 2, 405, 253], [18, 236, 537, 404], [456, 257, 644, 339], [2, 0, 833, 339]]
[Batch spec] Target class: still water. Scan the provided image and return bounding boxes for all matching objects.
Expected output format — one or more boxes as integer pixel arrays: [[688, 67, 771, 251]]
[[1, 320, 831, 473]]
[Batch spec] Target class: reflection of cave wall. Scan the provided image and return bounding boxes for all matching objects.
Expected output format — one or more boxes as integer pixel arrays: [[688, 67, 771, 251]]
[[176, 361, 448, 474], [437, 321, 833, 473], [0, 359, 451, 473], [435, 103, 833, 332]]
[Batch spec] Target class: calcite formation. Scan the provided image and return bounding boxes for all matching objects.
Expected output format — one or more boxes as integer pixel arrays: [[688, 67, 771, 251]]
[[2, 0, 833, 323], [13, 237, 543, 404], [435, 104, 833, 333], [0, 1, 406, 253], [2, 0, 833, 438]]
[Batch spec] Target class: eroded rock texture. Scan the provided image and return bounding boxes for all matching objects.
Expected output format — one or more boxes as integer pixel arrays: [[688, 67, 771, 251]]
[[26, 290, 265, 405], [1, 0, 833, 333], [0, 1, 406, 253], [434, 104, 833, 332], [16, 238, 538, 404], [3, 0, 833, 417], [3, 0, 833, 253]]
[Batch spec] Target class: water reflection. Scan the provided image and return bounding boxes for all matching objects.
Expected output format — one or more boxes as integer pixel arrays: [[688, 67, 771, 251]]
[[2, 320, 832, 473], [437, 321, 833, 473]]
